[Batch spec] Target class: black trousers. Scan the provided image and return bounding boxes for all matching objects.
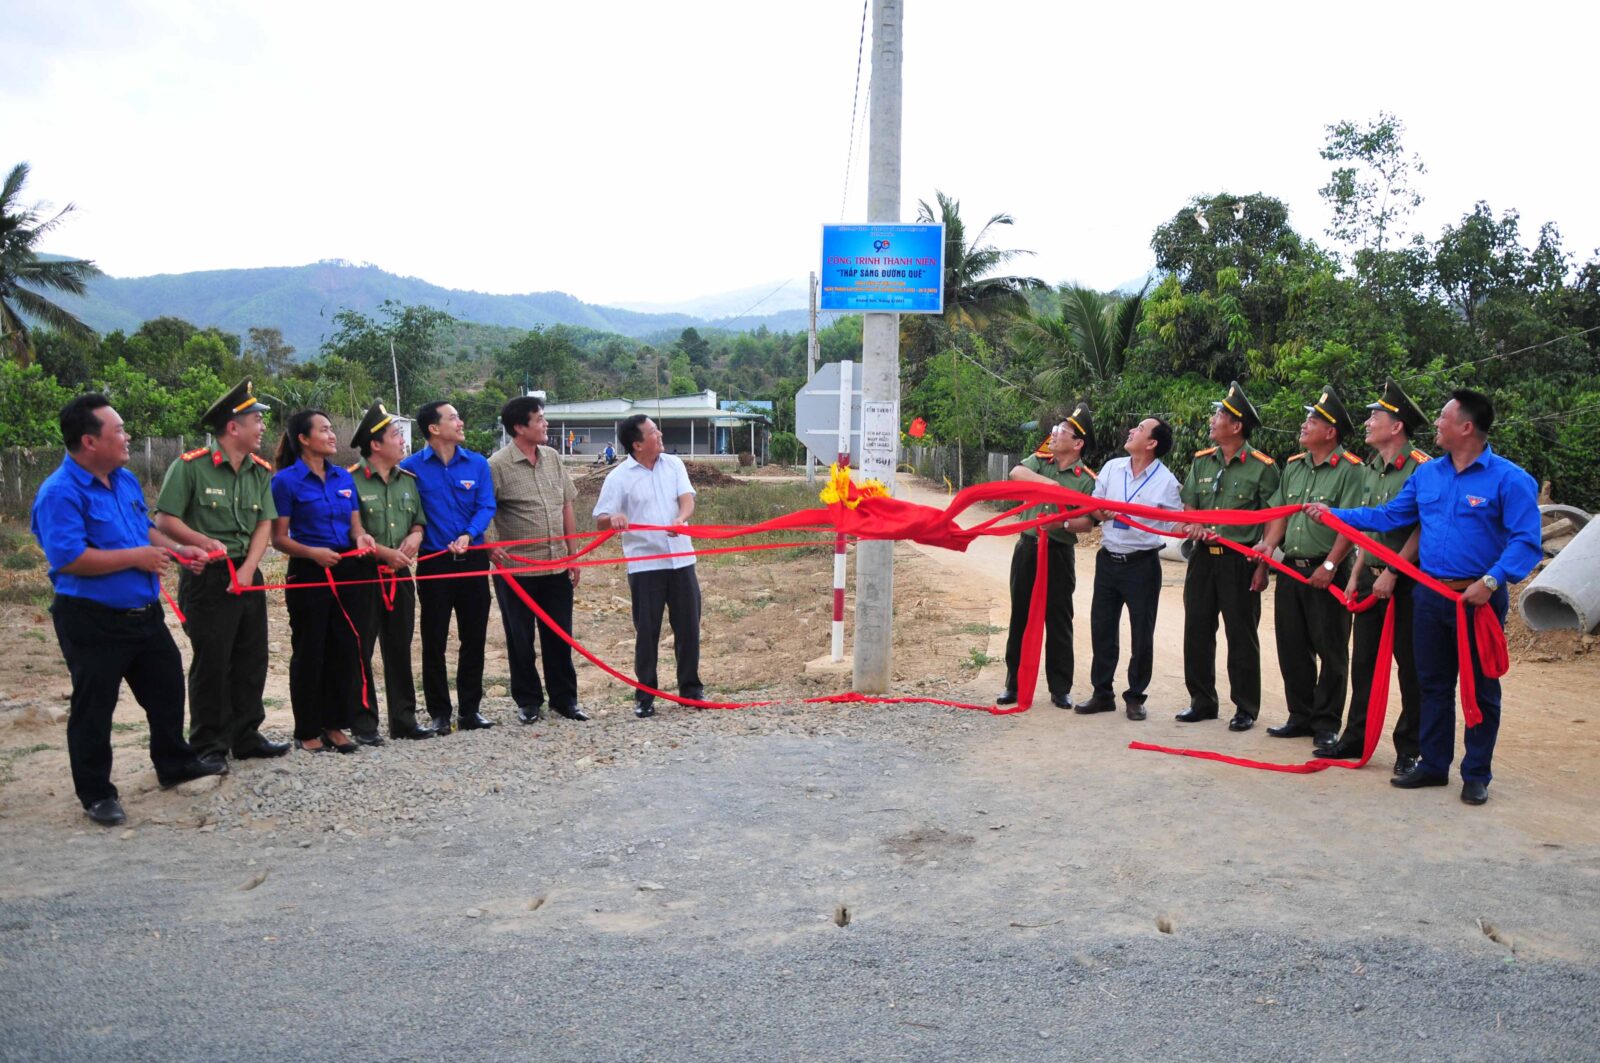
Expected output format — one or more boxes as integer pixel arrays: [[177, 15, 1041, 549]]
[[494, 571, 579, 712], [1003, 535, 1076, 696], [355, 562, 421, 737], [1088, 548, 1163, 703], [284, 556, 368, 740], [1182, 547, 1262, 719], [417, 551, 490, 720], [1274, 556, 1354, 734], [627, 565, 703, 706], [51, 596, 194, 807], [1345, 569, 1421, 758], [177, 561, 269, 758]]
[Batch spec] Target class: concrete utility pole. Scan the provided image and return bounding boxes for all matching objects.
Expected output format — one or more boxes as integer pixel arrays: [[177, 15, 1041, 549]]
[[807, 270, 819, 485], [853, 0, 902, 693]]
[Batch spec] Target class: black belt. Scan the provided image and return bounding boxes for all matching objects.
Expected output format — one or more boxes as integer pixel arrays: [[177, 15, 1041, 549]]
[[1103, 547, 1160, 564], [54, 594, 158, 617], [1285, 555, 1330, 569]]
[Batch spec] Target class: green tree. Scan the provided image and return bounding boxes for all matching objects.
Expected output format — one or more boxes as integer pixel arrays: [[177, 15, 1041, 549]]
[[245, 326, 297, 376], [0, 359, 73, 445], [321, 300, 453, 410], [496, 324, 584, 398], [0, 162, 102, 366], [1015, 283, 1148, 400], [1318, 112, 1427, 302]]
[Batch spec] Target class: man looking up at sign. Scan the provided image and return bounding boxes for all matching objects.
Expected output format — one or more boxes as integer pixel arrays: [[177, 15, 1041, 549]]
[[1176, 381, 1279, 732], [594, 415, 703, 718], [401, 401, 498, 734], [1307, 389, 1541, 805], [996, 404, 1096, 709], [1076, 417, 1182, 720]]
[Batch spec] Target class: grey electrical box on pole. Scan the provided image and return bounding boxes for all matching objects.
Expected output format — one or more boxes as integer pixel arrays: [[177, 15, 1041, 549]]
[[854, 0, 903, 693]]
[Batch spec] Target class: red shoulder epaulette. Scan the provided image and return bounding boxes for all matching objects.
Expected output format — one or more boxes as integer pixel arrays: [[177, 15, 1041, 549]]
[[1078, 464, 1097, 481], [1344, 451, 1364, 466], [1287, 452, 1307, 463], [181, 447, 210, 462], [1194, 446, 1218, 457], [250, 453, 273, 471], [1410, 448, 1431, 464], [347, 462, 362, 475], [1250, 449, 1275, 465], [397, 466, 418, 478]]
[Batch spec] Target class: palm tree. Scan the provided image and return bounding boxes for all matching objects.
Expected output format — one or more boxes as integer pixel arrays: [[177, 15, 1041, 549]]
[[915, 190, 1049, 328], [0, 162, 102, 367], [901, 191, 1047, 392], [1016, 282, 1148, 402]]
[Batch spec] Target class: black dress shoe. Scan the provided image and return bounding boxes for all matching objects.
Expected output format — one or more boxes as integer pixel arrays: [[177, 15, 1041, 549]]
[[1227, 712, 1255, 732], [1391, 766, 1449, 789], [158, 756, 229, 789], [1124, 699, 1147, 721], [234, 736, 291, 760], [391, 724, 435, 741], [554, 705, 591, 722], [429, 716, 453, 736], [1317, 739, 1361, 760], [353, 732, 386, 747], [1175, 707, 1218, 723], [1074, 696, 1116, 715], [86, 798, 126, 826], [517, 705, 544, 724], [1049, 693, 1072, 709], [1392, 754, 1419, 777], [324, 731, 360, 754], [1460, 779, 1489, 805], [1266, 722, 1314, 739], [1312, 731, 1339, 754], [634, 701, 655, 718], [995, 689, 1018, 706], [458, 713, 496, 731]]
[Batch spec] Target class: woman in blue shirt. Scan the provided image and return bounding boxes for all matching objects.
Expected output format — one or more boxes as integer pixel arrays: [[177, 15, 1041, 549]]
[[270, 409, 376, 754]]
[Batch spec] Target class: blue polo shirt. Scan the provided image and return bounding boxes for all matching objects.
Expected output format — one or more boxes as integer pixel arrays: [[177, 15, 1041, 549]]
[[400, 445, 496, 552], [1332, 443, 1543, 588], [270, 459, 359, 550], [30, 455, 161, 609]]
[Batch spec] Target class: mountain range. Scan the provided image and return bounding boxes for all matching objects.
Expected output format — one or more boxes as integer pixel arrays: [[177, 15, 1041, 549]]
[[54, 259, 841, 357]]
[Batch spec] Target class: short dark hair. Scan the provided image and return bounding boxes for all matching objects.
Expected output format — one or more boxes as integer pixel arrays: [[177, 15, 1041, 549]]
[[1151, 417, 1174, 460], [61, 394, 112, 452], [618, 413, 651, 456], [415, 400, 449, 440], [500, 395, 545, 435], [1450, 389, 1494, 435]]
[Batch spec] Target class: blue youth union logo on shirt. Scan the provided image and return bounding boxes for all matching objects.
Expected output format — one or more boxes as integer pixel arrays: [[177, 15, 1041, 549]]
[[458, 479, 476, 489]]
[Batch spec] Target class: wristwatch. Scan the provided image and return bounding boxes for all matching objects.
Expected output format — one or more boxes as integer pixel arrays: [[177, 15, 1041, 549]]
[[1481, 574, 1500, 591], [1321, 560, 1337, 573]]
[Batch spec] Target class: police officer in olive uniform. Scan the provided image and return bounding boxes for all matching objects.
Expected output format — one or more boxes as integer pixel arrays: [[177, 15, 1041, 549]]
[[154, 381, 289, 762], [1177, 381, 1280, 731], [998, 403, 1097, 708], [1258, 386, 1369, 753], [1322, 380, 1431, 770], [348, 402, 434, 743]]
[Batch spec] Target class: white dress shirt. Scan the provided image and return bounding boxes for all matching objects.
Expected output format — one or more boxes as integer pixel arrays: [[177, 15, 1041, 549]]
[[593, 453, 697, 573], [1092, 455, 1183, 553]]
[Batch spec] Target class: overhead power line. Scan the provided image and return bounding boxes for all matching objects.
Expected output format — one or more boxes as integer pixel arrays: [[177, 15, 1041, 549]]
[[839, 0, 869, 221]]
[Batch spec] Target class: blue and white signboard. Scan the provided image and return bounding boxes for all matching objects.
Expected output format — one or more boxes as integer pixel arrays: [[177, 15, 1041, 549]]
[[819, 223, 944, 314]]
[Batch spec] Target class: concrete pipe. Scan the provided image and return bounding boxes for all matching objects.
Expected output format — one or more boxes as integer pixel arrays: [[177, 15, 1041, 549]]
[[1539, 503, 1592, 557], [1519, 515, 1600, 633]]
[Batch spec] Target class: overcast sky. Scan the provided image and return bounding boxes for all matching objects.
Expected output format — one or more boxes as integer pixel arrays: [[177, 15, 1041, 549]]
[[7, 0, 1596, 310]]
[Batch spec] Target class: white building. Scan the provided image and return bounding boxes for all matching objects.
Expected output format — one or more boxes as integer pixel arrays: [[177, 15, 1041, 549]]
[[541, 390, 771, 462]]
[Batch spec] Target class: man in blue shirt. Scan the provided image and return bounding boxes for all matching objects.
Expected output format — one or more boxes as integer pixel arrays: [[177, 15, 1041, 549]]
[[401, 401, 498, 733], [31, 395, 227, 826], [1309, 389, 1542, 806]]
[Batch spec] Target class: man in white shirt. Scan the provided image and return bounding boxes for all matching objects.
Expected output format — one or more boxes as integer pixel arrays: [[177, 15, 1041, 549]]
[[594, 415, 703, 718], [1075, 417, 1183, 720]]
